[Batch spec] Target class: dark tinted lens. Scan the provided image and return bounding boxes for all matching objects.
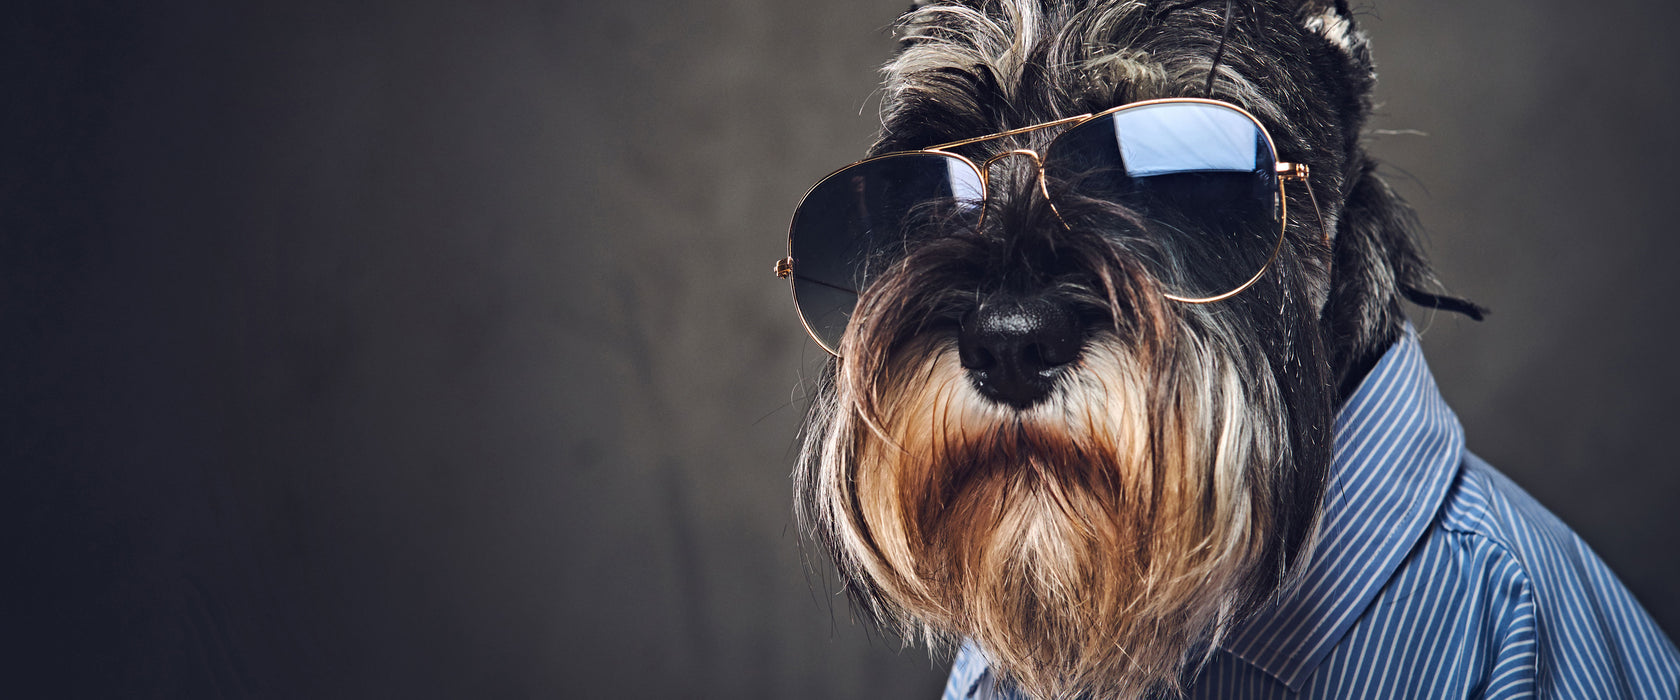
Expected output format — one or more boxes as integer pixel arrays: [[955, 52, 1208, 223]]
[[1044, 101, 1281, 299], [788, 153, 984, 354]]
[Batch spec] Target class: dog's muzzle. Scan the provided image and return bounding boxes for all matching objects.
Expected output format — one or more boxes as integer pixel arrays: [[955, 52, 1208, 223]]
[[957, 296, 1083, 408]]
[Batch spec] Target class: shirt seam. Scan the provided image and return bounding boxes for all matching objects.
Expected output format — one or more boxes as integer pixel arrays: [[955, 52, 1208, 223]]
[[1433, 464, 1547, 699]]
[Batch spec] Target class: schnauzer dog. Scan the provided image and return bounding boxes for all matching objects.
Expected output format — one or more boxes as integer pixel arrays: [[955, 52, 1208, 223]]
[[776, 1, 1678, 698]]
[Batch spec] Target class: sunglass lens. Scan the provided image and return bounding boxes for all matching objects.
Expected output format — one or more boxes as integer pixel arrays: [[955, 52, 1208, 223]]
[[1044, 102, 1282, 300], [788, 153, 983, 354]]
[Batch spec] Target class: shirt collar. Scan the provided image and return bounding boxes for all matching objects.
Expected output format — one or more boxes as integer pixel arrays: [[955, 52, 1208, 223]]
[[1218, 326, 1465, 691]]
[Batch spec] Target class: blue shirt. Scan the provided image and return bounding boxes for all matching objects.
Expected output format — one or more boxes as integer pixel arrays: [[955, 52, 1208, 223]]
[[945, 330, 1680, 699]]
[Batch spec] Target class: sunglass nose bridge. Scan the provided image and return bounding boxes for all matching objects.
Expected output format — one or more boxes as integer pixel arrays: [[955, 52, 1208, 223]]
[[981, 149, 1044, 170], [978, 149, 1055, 207]]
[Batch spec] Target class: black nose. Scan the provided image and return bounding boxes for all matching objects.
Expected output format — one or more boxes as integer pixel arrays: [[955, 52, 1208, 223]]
[[958, 297, 1083, 409]]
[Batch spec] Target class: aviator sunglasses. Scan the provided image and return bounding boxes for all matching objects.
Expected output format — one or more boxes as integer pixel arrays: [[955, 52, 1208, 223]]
[[774, 98, 1317, 357]]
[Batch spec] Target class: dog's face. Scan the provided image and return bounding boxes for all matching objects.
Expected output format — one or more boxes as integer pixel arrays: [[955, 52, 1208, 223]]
[[789, 1, 1449, 698]]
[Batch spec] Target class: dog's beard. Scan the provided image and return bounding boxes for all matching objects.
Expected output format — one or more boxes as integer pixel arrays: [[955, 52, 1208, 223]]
[[801, 285, 1297, 699]]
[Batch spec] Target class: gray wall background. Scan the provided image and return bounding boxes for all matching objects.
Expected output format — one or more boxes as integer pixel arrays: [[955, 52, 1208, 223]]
[[3, 1, 1676, 697]]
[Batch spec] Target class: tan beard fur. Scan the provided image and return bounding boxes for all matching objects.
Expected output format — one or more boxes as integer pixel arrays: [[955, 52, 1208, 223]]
[[813, 329, 1288, 700]]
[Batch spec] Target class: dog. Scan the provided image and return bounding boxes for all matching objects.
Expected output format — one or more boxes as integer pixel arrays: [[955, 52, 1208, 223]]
[[775, 1, 1680, 698]]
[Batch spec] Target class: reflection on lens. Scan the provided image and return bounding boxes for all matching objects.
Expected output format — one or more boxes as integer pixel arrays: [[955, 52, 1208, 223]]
[[1044, 101, 1281, 300], [788, 153, 984, 354]]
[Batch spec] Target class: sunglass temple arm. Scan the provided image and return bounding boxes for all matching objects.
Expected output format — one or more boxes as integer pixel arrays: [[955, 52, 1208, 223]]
[[1276, 162, 1330, 243]]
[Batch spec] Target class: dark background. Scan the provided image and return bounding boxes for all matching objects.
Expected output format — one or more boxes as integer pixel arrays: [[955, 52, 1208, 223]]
[[4, 1, 1676, 697]]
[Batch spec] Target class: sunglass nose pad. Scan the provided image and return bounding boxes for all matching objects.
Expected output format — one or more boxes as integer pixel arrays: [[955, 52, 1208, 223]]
[[958, 296, 1083, 409]]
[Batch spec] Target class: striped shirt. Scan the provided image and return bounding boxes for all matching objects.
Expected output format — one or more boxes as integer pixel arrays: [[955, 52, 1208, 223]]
[[944, 329, 1680, 699]]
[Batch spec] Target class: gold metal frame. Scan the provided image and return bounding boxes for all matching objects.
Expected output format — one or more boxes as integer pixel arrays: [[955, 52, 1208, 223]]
[[775, 97, 1317, 357]]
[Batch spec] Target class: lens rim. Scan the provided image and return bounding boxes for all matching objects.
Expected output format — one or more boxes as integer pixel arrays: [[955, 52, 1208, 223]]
[[1038, 97, 1288, 304], [784, 150, 987, 357]]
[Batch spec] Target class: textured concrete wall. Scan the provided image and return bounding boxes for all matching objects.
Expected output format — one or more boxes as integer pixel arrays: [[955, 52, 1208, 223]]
[[4, 1, 1675, 696]]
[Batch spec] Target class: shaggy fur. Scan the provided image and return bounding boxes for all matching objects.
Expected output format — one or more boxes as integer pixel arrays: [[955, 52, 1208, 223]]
[[790, 1, 1476, 698]]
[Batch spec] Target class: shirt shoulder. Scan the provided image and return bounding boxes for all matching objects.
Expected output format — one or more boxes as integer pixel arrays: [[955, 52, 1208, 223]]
[[1429, 453, 1680, 698], [1436, 452, 1586, 559]]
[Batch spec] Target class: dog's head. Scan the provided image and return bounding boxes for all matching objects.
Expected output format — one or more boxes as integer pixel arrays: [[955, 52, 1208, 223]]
[[785, 1, 1471, 697]]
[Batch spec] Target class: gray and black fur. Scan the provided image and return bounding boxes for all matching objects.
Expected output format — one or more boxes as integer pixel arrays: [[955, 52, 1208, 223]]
[[875, 0, 1478, 387], [792, 1, 1480, 697]]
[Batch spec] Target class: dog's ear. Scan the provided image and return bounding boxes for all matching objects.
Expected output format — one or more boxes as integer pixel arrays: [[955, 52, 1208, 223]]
[[1306, 0, 1487, 397], [1290, 0, 1377, 135], [1294, 1, 1370, 66]]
